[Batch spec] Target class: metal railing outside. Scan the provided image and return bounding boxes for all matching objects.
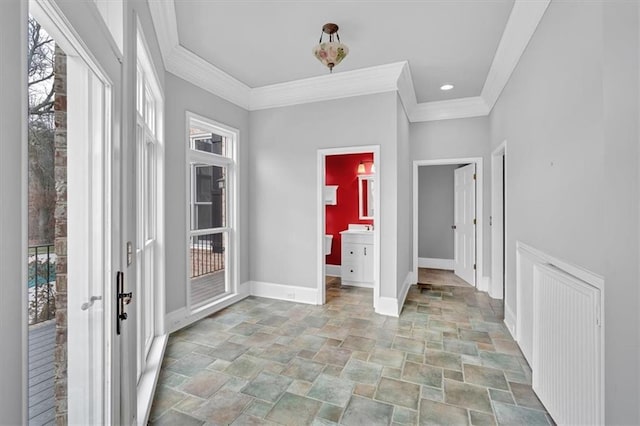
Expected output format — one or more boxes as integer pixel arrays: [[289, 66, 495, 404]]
[[190, 234, 225, 279], [28, 243, 56, 325]]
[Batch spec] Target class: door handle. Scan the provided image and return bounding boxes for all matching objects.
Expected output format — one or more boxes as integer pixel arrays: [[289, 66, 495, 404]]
[[81, 295, 102, 311], [116, 271, 132, 335]]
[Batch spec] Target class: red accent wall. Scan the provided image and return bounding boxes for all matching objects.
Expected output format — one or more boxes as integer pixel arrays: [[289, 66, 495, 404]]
[[325, 153, 374, 265]]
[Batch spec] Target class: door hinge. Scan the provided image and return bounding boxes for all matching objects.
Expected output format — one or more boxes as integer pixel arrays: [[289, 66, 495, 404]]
[[473, 264, 476, 270], [473, 218, 476, 225], [473, 173, 476, 180]]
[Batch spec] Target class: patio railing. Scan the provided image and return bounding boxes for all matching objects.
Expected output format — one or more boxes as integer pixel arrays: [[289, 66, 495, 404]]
[[28, 243, 56, 325]]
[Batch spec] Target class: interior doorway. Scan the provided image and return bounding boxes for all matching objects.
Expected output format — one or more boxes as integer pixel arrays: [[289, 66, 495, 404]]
[[316, 146, 380, 309], [491, 141, 507, 300], [412, 158, 484, 291]]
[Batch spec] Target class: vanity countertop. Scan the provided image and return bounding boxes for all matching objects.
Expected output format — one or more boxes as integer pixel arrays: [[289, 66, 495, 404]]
[[340, 224, 373, 235]]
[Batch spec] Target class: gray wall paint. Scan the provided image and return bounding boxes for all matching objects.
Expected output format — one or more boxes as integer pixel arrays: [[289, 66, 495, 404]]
[[0, 1, 27, 421], [248, 92, 399, 298], [418, 165, 457, 259], [489, 1, 639, 422], [164, 73, 250, 314], [396, 96, 412, 295], [411, 116, 491, 274]]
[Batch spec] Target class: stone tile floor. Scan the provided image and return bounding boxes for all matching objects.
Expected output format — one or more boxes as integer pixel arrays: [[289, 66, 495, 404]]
[[149, 281, 553, 425]]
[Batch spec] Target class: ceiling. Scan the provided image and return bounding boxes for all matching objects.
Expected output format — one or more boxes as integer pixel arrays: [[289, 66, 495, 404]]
[[172, 0, 515, 103]]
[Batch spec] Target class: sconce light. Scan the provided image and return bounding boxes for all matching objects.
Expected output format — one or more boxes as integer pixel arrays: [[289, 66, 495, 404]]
[[217, 178, 225, 189], [357, 161, 375, 174]]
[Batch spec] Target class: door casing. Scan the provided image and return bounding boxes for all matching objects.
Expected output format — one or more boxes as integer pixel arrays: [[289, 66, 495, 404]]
[[412, 158, 484, 291]]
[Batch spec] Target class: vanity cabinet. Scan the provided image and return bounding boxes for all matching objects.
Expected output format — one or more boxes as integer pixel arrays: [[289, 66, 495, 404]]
[[340, 231, 373, 287]]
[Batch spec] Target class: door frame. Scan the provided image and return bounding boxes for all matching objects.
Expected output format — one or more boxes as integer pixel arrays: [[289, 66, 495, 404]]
[[30, 1, 120, 423], [317, 146, 381, 309], [491, 141, 507, 299], [412, 158, 484, 290]]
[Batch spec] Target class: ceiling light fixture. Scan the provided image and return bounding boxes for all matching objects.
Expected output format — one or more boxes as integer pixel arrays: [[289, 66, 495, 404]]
[[313, 23, 349, 73], [440, 84, 454, 91]]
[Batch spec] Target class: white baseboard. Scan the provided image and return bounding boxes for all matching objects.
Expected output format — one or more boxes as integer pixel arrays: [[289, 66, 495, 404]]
[[250, 281, 318, 305], [488, 276, 503, 299], [341, 280, 373, 289], [376, 296, 400, 317], [418, 257, 454, 270], [504, 304, 517, 340], [325, 264, 341, 277], [375, 271, 414, 318], [478, 276, 491, 293], [165, 289, 250, 333]]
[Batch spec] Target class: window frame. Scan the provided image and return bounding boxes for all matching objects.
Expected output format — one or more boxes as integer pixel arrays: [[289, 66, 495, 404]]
[[185, 112, 238, 313]]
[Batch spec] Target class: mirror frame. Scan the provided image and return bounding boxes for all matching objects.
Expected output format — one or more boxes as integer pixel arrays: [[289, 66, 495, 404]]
[[358, 174, 375, 220]]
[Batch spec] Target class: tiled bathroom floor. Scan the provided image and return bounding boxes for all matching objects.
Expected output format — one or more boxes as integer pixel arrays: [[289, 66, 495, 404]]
[[149, 283, 552, 425]]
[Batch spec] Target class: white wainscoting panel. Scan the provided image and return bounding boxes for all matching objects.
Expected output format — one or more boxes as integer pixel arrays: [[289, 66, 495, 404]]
[[532, 263, 602, 426]]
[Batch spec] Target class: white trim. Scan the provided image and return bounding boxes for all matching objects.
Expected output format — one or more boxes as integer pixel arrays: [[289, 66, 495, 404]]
[[147, 0, 549, 122], [410, 97, 490, 122], [516, 241, 604, 291], [504, 304, 517, 339], [479, 276, 491, 294], [250, 281, 318, 305], [146, 0, 179, 66], [397, 271, 414, 313], [396, 61, 417, 120], [165, 283, 250, 334], [377, 297, 400, 317], [167, 46, 250, 109], [480, 0, 551, 111], [325, 264, 341, 277], [373, 272, 413, 317], [250, 62, 405, 111], [418, 258, 454, 270], [412, 158, 484, 292], [136, 334, 168, 426], [490, 141, 507, 300], [317, 146, 381, 310]]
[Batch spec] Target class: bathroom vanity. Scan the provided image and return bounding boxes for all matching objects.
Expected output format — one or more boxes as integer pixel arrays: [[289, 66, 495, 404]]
[[340, 225, 374, 287]]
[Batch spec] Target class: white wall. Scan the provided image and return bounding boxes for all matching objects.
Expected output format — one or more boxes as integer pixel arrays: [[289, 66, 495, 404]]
[[0, 0, 27, 421], [411, 116, 491, 275], [489, 1, 639, 422], [396, 96, 412, 297], [164, 73, 250, 314], [249, 92, 399, 298], [418, 165, 457, 259]]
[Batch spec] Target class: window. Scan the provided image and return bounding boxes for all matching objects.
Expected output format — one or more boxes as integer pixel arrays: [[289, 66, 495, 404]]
[[136, 28, 162, 381], [187, 115, 237, 310]]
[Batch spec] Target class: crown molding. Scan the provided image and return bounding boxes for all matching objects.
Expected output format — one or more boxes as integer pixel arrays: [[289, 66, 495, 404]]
[[147, 0, 550, 122], [147, 0, 179, 64], [166, 46, 251, 109], [250, 62, 405, 111], [410, 97, 490, 122], [481, 0, 551, 112], [396, 61, 417, 120]]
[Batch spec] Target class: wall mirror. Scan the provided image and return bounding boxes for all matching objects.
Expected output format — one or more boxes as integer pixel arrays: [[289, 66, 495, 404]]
[[358, 174, 375, 219]]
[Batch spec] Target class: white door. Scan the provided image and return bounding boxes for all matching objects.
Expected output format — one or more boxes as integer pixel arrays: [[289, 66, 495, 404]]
[[66, 53, 121, 424], [454, 164, 476, 286]]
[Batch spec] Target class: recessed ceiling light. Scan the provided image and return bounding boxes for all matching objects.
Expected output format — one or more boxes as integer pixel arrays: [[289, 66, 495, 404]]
[[440, 84, 454, 91]]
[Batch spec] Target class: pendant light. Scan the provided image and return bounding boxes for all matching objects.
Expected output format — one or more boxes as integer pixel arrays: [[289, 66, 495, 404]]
[[312, 23, 349, 73]]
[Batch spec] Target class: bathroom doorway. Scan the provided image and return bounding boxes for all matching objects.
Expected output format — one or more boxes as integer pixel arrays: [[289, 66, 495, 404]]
[[316, 146, 380, 310]]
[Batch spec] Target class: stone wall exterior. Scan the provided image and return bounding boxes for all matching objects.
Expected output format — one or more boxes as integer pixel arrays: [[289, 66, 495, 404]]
[[53, 44, 67, 426]]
